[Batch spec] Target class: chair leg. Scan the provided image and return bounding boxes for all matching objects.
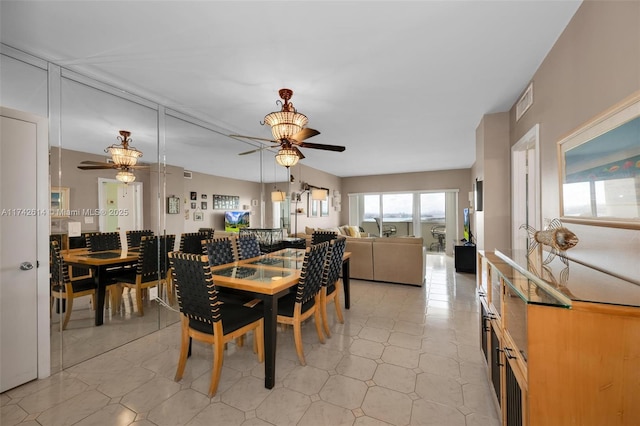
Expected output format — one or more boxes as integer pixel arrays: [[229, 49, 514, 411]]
[[209, 338, 225, 397], [333, 290, 344, 324], [62, 296, 73, 330], [320, 292, 331, 338], [292, 320, 306, 366], [135, 285, 144, 316], [174, 318, 190, 382], [236, 335, 245, 347], [255, 320, 264, 363], [313, 306, 326, 344]]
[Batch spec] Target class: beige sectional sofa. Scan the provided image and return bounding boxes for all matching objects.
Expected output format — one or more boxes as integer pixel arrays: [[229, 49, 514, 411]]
[[297, 227, 425, 286]]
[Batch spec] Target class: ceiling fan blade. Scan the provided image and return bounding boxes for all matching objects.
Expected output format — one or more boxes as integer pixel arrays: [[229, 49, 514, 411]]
[[291, 128, 320, 142], [229, 134, 278, 144], [129, 165, 150, 169], [298, 141, 346, 152], [291, 146, 305, 160], [239, 144, 280, 156], [78, 165, 114, 170], [80, 160, 112, 166]]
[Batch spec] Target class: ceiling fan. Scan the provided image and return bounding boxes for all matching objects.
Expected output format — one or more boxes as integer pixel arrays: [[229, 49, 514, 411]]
[[77, 130, 148, 183], [229, 88, 346, 167]]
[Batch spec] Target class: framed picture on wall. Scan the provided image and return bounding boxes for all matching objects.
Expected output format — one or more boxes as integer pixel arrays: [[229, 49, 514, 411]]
[[194, 211, 204, 221], [167, 196, 180, 214], [190, 202, 197, 209], [51, 187, 70, 217], [190, 191, 197, 200], [558, 91, 640, 229], [201, 201, 207, 210]]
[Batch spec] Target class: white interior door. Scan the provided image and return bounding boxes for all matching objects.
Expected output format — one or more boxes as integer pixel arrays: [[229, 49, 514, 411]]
[[0, 109, 47, 392], [512, 124, 540, 251], [98, 178, 143, 243]]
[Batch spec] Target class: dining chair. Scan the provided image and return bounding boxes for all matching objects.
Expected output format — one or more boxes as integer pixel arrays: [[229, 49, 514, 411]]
[[198, 228, 215, 240], [113, 235, 176, 316], [202, 237, 236, 266], [126, 229, 154, 250], [50, 240, 97, 330], [87, 232, 121, 252], [277, 241, 329, 365], [168, 251, 264, 397], [320, 237, 346, 337], [311, 230, 337, 245], [237, 234, 262, 260], [179, 231, 209, 254]]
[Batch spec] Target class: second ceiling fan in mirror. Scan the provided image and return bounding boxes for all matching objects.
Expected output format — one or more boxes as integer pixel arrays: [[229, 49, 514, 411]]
[[230, 88, 346, 167], [77, 130, 149, 183]]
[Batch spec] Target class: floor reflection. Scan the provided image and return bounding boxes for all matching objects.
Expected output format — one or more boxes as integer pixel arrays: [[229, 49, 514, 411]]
[[51, 289, 180, 372]]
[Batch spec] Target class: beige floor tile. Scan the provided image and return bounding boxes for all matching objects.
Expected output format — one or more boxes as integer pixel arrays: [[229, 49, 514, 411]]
[[186, 402, 245, 426], [283, 365, 329, 395], [410, 399, 466, 426], [319, 375, 368, 410], [120, 376, 181, 414], [220, 376, 271, 412], [304, 346, 344, 371], [147, 388, 210, 426], [297, 400, 355, 426], [255, 387, 310, 425], [16, 376, 90, 414], [372, 363, 417, 393], [361, 386, 413, 425], [415, 372, 464, 407], [353, 416, 394, 426], [358, 326, 391, 343], [418, 352, 461, 378], [388, 331, 423, 350], [461, 382, 500, 419], [381, 345, 421, 369], [0, 403, 28, 426], [365, 316, 396, 330], [35, 389, 110, 426], [349, 338, 385, 360], [73, 403, 136, 426], [335, 355, 378, 381]]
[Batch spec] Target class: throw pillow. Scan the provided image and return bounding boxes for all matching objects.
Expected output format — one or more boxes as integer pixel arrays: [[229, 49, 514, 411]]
[[305, 226, 315, 235], [348, 226, 361, 238]]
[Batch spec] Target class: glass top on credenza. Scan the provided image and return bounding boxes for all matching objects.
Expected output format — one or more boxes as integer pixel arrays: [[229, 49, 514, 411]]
[[494, 248, 640, 308]]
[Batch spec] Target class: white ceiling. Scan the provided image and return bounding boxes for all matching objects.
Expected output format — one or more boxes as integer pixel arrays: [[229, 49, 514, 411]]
[[0, 1, 582, 182]]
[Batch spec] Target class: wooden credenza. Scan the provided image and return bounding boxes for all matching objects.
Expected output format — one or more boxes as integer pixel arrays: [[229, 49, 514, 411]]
[[477, 249, 640, 426]]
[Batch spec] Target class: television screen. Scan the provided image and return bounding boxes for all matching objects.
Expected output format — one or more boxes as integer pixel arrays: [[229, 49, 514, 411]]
[[463, 208, 471, 242], [224, 211, 250, 233]]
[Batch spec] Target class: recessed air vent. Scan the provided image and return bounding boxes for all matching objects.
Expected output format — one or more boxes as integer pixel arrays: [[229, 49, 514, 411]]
[[516, 82, 533, 122], [183, 170, 193, 179]]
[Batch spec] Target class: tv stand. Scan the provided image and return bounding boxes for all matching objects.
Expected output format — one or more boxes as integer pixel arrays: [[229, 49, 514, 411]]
[[454, 244, 476, 273]]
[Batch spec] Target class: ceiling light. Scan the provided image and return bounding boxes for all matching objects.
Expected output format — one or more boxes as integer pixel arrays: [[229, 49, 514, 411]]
[[275, 147, 299, 168], [116, 169, 136, 183], [106, 130, 142, 167], [263, 88, 308, 141]]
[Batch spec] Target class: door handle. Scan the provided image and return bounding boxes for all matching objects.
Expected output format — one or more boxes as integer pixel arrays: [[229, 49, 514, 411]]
[[20, 262, 34, 271]]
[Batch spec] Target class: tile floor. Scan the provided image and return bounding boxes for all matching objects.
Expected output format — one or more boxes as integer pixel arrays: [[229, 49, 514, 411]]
[[1, 254, 501, 426]]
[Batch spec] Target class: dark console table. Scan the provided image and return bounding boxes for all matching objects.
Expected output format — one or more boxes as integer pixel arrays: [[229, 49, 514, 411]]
[[454, 244, 476, 273]]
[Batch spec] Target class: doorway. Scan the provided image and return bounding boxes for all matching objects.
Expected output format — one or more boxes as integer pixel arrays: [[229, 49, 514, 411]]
[[511, 124, 540, 251], [98, 178, 143, 245]]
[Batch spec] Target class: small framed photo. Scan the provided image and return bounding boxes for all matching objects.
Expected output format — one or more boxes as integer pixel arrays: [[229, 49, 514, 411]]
[[201, 194, 207, 200], [194, 211, 204, 221], [201, 201, 207, 210], [190, 191, 197, 200], [167, 196, 180, 214], [190, 202, 197, 209]]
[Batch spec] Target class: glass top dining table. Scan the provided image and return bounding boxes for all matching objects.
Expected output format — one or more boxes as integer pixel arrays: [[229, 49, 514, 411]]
[[209, 247, 351, 389]]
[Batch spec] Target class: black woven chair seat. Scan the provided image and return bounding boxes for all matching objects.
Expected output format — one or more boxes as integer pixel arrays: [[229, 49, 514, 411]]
[[110, 270, 137, 284], [52, 277, 96, 294], [187, 303, 263, 335], [277, 292, 315, 317]]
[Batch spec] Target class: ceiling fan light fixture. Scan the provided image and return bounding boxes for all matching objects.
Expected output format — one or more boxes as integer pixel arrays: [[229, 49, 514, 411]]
[[264, 111, 308, 140], [106, 130, 143, 167], [116, 169, 136, 184], [263, 88, 308, 141], [275, 147, 299, 168]]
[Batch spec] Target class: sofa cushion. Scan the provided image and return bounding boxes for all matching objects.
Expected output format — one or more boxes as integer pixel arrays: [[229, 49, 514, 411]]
[[372, 237, 424, 286]]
